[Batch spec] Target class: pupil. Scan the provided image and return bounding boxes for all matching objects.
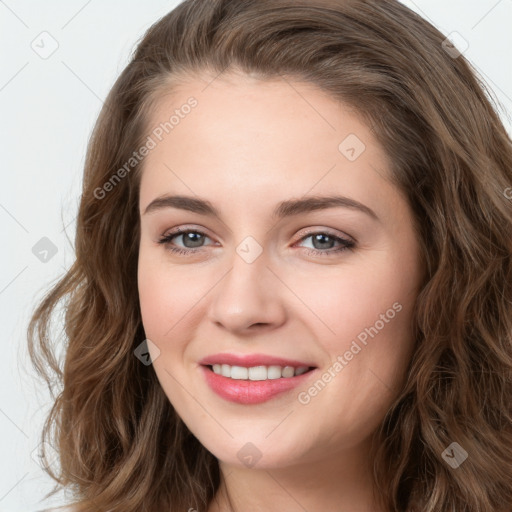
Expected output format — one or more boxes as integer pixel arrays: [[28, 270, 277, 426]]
[[313, 234, 333, 249], [184, 232, 204, 248]]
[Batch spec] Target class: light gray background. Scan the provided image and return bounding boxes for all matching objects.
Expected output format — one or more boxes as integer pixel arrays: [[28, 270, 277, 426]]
[[1, 1, 511, 510]]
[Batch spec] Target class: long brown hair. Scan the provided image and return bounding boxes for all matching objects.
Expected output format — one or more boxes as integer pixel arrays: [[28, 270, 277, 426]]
[[27, 0, 512, 510]]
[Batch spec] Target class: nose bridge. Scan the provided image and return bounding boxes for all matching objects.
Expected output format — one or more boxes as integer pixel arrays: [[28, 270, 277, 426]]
[[207, 236, 286, 331], [221, 239, 273, 304]]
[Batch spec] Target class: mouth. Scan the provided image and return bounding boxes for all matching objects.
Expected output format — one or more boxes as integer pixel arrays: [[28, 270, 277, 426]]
[[200, 363, 318, 405]]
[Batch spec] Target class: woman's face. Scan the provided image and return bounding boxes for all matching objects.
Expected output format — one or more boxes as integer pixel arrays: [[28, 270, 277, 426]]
[[137, 72, 425, 469]]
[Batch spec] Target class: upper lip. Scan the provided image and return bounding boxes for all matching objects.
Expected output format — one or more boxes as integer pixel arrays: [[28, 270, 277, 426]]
[[199, 353, 317, 368]]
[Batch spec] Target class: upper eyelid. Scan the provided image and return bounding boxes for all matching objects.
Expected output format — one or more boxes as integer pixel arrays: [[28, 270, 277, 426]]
[[164, 225, 215, 241], [295, 227, 354, 242]]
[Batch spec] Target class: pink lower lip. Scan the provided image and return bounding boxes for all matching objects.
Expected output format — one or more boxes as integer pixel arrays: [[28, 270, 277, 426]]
[[200, 365, 316, 404]]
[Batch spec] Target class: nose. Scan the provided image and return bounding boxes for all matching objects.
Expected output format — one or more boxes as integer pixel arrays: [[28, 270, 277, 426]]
[[206, 248, 287, 334]]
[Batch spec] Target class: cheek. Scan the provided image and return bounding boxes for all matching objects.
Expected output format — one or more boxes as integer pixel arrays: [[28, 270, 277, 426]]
[[326, 263, 418, 391], [287, 262, 401, 336], [138, 257, 169, 335], [137, 251, 212, 344], [288, 258, 416, 376]]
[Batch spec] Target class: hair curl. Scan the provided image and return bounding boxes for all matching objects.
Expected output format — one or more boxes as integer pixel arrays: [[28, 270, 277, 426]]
[[27, 0, 512, 510]]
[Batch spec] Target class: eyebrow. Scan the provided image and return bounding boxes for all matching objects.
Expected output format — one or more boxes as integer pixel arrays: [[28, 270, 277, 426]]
[[143, 194, 379, 222]]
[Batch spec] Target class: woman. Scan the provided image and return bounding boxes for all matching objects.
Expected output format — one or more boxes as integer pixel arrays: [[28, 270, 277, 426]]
[[28, 0, 512, 510]]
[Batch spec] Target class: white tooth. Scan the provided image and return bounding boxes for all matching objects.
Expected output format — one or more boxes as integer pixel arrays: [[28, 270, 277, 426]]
[[221, 364, 231, 377], [230, 365, 249, 380], [267, 365, 282, 379], [282, 366, 295, 378], [211, 363, 310, 380], [248, 366, 267, 381]]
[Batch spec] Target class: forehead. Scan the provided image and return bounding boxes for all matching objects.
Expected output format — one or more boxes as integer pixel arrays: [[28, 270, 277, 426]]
[[145, 72, 369, 164], [139, 73, 400, 225]]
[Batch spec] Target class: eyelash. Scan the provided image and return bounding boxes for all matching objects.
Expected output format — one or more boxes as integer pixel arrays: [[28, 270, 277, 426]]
[[157, 227, 355, 257]]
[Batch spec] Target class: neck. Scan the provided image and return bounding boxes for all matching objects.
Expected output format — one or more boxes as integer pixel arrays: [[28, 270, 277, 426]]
[[207, 437, 388, 512]]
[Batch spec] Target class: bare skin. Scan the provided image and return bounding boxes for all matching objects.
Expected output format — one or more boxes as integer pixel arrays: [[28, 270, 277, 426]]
[[137, 71, 425, 512]]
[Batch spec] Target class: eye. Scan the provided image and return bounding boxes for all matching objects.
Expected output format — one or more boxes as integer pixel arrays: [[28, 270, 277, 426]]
[[157, 227, 214, 255], [294, 230, 355, 257], [157, 227, 355, 257]]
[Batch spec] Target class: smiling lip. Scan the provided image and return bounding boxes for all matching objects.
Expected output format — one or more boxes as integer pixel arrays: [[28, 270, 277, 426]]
[[198, 352, 318, 405], [200, 365, 317, 404], [198, 353, 316, 368]]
